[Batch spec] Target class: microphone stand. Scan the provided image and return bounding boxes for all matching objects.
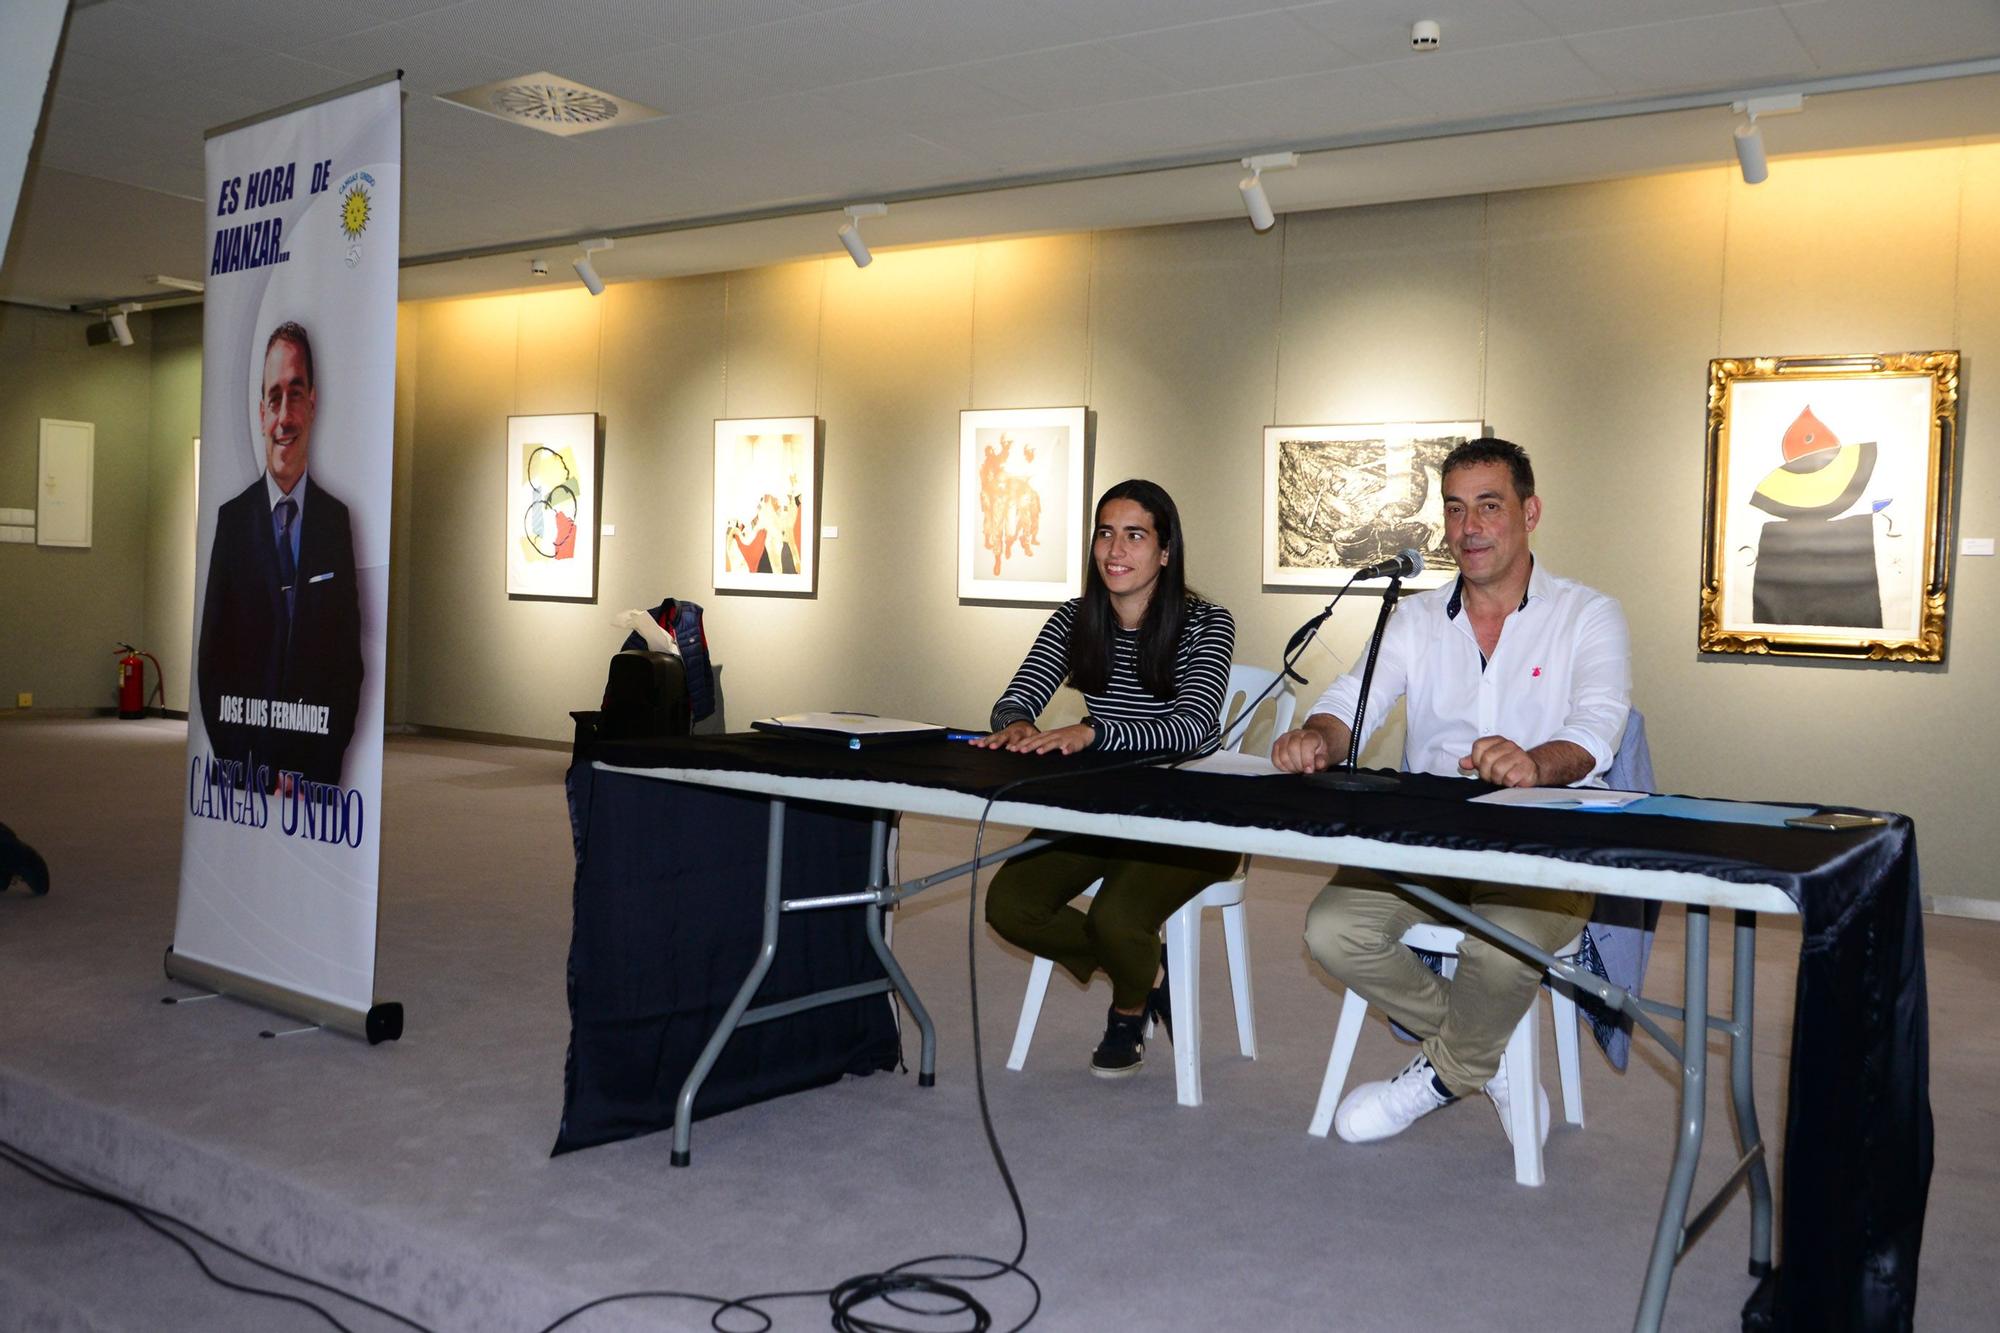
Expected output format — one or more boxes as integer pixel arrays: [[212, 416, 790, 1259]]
[[1307, 575, 1405, 793]]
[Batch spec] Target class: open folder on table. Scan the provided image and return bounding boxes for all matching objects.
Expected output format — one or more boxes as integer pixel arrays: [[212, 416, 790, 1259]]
[[750, 712, 948, 748], [1470, 786, 1651, 810]]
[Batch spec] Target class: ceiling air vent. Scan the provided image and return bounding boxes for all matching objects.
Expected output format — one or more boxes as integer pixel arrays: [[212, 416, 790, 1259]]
[[437, 72, 663, 138]]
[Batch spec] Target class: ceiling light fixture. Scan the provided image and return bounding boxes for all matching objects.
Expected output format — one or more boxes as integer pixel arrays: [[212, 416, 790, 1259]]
[[572, 238, 612, 295], [1730, 93, 1803, 185], [86, 302, 139, 348], [838, 204, 887, 268], [1238, 152, 1299, 233], [144, 274, 205, 293]]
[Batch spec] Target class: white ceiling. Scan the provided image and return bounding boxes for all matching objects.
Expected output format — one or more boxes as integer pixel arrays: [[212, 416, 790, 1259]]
[[9, 0, 2000, 310]]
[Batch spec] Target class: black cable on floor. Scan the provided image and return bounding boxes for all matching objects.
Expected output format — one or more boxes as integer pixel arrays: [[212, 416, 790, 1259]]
[[802, 752, 1176, 1332], [537, 753, 1168, 1333], [4, 753, 1165, 1333], [0, 1136, 433, 1333]]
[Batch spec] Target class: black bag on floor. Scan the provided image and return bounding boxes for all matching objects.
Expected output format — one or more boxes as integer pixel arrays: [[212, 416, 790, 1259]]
[[0, 821, 50, 896]]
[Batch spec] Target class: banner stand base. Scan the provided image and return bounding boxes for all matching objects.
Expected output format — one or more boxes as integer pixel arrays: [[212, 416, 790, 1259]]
[[163, 947, 403, 1045]]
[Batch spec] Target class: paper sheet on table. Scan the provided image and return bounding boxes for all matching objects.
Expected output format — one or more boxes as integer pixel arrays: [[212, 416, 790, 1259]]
[[1470, 786, 1650, 809], [752, 712, 944, 737], [1177, 750, 1282, 777]]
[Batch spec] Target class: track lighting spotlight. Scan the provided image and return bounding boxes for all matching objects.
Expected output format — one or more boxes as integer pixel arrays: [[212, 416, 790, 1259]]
[[1729, 94, 1803, 185], [1733, 122, 1768, 185], [573, 237, 613, 295], [86, 303, 138, 348], [838, 223, 869, 267], [839, 203, 887, 268], [1239, 174, 1274, 233], [1238, 152, 1298, 233]]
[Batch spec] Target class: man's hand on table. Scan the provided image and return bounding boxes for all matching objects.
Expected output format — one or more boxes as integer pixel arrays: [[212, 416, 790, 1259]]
[[1460, 735, 1540, 787], [1272, 714, 1352, 774]]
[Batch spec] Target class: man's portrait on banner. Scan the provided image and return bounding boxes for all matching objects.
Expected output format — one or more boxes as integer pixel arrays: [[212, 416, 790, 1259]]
[[196, 320, 362, 791]]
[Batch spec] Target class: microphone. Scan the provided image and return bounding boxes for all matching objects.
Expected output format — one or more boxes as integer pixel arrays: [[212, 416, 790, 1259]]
[[1353, 548, 1424, 581]]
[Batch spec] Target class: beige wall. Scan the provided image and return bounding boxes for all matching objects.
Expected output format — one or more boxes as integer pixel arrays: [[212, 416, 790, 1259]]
[[397, 141, 1999, 902], [0, 305, 155, 711], [84, 139, 1993, 902]]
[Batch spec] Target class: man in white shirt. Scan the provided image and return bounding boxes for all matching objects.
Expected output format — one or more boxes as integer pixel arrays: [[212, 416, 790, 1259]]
[[1272, 438, 1631, 1146]]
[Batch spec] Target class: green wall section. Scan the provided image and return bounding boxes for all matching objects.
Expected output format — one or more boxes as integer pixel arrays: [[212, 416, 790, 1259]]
[[0, 305, 155, 711], [143, 306, 202, 714], [9, 142, 1996, 901]]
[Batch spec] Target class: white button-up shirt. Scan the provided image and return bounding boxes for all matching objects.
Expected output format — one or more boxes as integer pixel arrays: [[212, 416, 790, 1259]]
[[1311, 560, 1632, 786]]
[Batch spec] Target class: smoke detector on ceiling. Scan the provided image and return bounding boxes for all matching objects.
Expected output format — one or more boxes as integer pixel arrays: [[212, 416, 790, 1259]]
[[1412, 20, 1442, 51], [438, 72, 663, 137]]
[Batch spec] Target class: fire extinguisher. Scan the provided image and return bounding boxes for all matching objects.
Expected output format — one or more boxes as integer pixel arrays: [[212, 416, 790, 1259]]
[[115, 643, 163, 720]]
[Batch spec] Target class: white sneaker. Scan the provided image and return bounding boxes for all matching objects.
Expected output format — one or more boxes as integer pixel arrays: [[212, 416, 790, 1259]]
[[1483, 1060, 1551, 1148], [1334, 1054, 1454, 1143]]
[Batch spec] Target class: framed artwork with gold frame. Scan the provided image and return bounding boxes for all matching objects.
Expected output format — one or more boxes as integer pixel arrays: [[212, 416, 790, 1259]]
[[1700, 351, 1958, 661]]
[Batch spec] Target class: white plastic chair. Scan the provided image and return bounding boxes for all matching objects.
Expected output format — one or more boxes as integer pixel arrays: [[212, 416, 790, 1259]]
[[1307, 923, 1586, 1187], [1004, 663, 1297, 1107]]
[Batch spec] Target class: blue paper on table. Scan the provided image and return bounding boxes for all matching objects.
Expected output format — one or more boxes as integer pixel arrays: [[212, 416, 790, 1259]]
[[1613, 795, 1815, 827]]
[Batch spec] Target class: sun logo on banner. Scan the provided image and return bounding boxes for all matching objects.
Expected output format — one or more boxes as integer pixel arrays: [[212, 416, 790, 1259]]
[[340, 182, 370, 238], [338, 170, 376, 267]]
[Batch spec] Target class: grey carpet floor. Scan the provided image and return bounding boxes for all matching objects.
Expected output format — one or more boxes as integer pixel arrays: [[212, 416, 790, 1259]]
[[0, 718, 1991, 1331]]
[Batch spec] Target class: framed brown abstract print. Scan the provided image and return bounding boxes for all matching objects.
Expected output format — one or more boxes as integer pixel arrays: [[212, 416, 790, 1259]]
[[958, 406, 1088, 603]]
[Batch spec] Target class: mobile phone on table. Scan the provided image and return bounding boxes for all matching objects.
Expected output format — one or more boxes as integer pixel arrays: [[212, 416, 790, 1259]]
[[1784, 811, 1889, 832]]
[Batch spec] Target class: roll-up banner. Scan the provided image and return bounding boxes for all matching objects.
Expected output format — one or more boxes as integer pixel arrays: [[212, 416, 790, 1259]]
[[172, 74, 403, 1043]]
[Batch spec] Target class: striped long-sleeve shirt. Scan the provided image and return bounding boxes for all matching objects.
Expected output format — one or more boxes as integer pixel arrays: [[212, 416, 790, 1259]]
[[989, 598, 1235, 756]]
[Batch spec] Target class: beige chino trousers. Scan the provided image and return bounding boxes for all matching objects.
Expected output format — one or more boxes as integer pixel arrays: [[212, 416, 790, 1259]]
[[1303, 866, 1593, 1098]]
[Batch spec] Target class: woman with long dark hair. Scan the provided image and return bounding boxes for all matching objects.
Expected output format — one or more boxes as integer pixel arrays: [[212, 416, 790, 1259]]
[[974, 479, 1238, 1077]]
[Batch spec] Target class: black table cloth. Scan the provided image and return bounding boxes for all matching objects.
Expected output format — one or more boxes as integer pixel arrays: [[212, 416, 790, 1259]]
[[556, 755, 901, 1156], [575, 732, 1932, 1332]]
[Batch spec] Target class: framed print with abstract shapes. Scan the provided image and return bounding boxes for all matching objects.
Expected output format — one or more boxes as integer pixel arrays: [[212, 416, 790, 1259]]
[[1701, 352, 1958, 662], [505, 412, 600, 600], [1262, 421, 1483, 590], [958, 406, 1088, 603], [713, 416, 818, 594]]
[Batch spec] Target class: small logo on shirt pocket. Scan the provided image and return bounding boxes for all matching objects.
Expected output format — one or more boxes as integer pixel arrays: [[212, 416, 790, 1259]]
[[1530, 666, 1542, 678]]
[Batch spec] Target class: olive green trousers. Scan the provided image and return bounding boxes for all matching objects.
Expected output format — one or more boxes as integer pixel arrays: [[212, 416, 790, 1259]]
[[984, 834, 1242, 1011]]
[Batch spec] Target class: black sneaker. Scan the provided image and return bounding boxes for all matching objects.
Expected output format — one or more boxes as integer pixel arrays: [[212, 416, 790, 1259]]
[[1091, 1007, 1147, 1078]]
